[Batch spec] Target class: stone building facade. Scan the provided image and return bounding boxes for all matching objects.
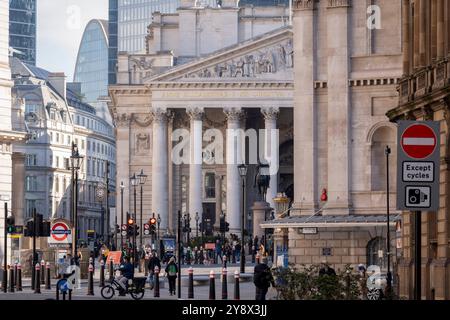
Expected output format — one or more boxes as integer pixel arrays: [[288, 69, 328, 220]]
[[109, 1, 294, 243], [387, 0, 450, 300], [264, 0, 404, 274]]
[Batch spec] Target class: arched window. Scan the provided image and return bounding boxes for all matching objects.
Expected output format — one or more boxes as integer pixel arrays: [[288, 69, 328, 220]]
[[371, 126, 396, 191], [366, 237, 387, 270]]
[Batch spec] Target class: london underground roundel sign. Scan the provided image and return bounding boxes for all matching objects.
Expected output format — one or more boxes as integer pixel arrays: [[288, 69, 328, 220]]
[[401, 123, 437, 159], [51, 222, 71, 241]]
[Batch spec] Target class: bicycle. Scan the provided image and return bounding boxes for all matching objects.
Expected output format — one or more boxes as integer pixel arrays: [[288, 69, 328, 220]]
[[101, 276, 146, 300]]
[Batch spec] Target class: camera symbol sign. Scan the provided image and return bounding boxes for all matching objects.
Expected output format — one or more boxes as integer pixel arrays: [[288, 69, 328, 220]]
[[397, 121, 440, 211]]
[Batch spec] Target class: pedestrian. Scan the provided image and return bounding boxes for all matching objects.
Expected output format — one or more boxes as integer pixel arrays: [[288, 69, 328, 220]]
[[253, 256, 274, 301], [319, 262, 336, 276], [165, 257, 178, 296], [147, 252, 161, 290]]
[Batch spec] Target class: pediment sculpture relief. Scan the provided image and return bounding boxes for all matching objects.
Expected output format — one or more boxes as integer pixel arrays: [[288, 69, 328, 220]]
[[179, 39, 294, 80]]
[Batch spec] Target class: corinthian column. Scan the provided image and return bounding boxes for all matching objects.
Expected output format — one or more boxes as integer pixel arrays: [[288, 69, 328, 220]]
[[151, 108, 169, 230], [261, 107, 280, 209], [187, 107, 204, 234], [293, 0, 318, 215], [224, 107, 245, 233]]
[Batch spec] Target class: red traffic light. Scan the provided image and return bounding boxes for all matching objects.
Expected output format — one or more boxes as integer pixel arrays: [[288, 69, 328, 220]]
[[149, 218, 157, 225], [128, 218, 134, 225]]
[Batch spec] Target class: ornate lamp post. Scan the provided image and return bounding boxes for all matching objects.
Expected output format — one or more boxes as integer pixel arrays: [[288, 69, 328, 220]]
[[120, 181, 124, 249], [130, 173, 139, 266], [69, 142, 84, 265], [238, 163, 248, 274], [137, 169, 147, 248], [195, 212, 200, 238]]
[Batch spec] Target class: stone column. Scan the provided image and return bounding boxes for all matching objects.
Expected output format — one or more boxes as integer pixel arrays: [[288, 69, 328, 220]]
[[215, 174, 222, 229], [224, 107, 245, 233], [413, 0, 420, 69], [12, 153, 25, 225], [114, 114, 131, 225], [437, 0, 445, 58], [419, 0, 427, 66], [151, 108, 169, 230], [325, 0, 351, 215], [167, 113, 174, 234], [293, 0, 317, 215], [261, 107, 279, 209], [402, 0, 411, 74], [187, 107, 204, 235]]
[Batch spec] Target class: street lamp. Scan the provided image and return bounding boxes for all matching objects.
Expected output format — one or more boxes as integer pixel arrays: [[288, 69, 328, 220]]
[[157, 213, 161, 257], [69, 142, 84, 265], [385, 146, 392, 297], [238, 163, 248, 274], [130, 173, 139, 266], [220, 211, 226, 245], [137, 169, 147, 249], [120, 181, 125, 250], [195, 212, 200, 238]]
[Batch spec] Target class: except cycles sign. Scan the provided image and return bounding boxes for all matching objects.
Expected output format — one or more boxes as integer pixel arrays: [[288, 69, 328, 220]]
[[397, 121, 440, 211]]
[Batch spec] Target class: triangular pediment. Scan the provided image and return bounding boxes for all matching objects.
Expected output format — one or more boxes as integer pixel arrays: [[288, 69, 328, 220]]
[[147, 26, 293, 83]]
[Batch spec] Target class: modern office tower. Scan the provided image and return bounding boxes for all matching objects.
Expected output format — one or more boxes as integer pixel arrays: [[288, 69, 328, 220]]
[[9, 0, 37, 65]]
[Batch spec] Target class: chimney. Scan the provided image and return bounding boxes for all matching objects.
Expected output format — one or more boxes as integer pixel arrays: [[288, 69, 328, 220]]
[[48, 72, 67, 101]]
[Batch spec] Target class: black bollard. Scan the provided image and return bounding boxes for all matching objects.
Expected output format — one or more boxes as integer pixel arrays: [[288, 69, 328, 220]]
[[87, 264, 94, 295], [188, 267, 194, 299], [2, 265, 6, 293], [34, 263, 41, 294], [16, 263, 22, 291], [8, 266, 14, 293], [234, 271, 240, 300], [232, 253, 236, 264], [40, 260, 45, 285], [221, 268, 227, 300], [256, 253, 260, 265], [154, 266, 160, 298], [46, 262, 51, 290], [109, 259, 114, 282], [13, 263, 17, 287], [251, 246, 255, 263], [99, 260, 105, 287], [209, 270, 215, 300]]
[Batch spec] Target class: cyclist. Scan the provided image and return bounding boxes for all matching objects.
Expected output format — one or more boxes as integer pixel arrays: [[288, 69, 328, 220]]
[[117, 256, 134, 295]]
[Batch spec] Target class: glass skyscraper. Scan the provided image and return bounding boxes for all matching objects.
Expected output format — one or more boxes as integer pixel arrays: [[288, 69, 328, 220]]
[[9, 0, 37, 65], [74, 19, 109, 105], [108, 0, 118, 84]]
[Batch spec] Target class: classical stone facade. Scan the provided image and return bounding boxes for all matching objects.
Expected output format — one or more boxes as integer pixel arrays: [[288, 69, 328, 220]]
[[0, 0, 27, 265], [264, 0, 404, 275], [110, 1, 294, 243], [387, 0, 450, 300]]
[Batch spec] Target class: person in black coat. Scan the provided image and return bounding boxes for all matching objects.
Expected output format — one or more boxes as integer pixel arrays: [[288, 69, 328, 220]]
[[253, 256, 274, 300], [147, 252, 161, 288]]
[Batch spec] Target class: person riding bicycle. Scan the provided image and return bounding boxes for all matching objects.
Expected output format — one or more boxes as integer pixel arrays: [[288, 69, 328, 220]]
[[117, 257, 134, 296]]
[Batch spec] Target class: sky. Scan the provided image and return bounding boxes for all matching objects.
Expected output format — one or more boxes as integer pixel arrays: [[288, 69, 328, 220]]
[[36, 0, 108, 81]]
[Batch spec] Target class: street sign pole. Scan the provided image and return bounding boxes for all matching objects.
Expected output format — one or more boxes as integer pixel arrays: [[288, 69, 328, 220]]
[[397, 121, 440, 301], [414, 210, 421, 300]]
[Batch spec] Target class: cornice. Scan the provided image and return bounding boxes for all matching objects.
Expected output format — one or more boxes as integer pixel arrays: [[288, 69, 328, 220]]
[[146, 81, 293, 90]]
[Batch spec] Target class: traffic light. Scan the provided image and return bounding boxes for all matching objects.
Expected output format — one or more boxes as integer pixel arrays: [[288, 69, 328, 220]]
[[115, 224, 120, 234], [127, 216, 135, 238], [225, 222, 230, 232], [6, 216, 15, 234], [149, 217, 157, 234], [135, 225, 140, 237], [24, 219, 34, 237], [40, 221, 51, 237], [219, 218, 225, 233]]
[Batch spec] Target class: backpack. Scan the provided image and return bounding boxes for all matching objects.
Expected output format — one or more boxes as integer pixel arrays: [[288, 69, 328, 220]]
[[168, 264, 177, 276]]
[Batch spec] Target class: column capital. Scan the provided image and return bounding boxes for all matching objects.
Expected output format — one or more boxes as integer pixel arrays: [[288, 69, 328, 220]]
[[326, 0, 351, 8], [261, 107, 280, 121], [114, 113, 131, 128], [186, 107, 205, 121], [224, 107, 245, 122], [294, 0, 318, 11], [151, 108, 169, 124]]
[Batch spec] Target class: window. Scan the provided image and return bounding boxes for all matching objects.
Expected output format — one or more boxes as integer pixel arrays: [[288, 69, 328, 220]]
[[81, 140, 85, 150], [366, 237, 387, 270], [205, 173, 216, 198], [26, 176, 37, 191], [56, 133, 59, 144], [67, 135, 71, 145], [87, 159, 91, 175], [26, 154, 37, 166], [55, 176, 59, 193], [50, 132, 53, 142], [63, 177, 67, 191], [49, 176, 53, 192], [25, 200, 36, 219], [50, 110, 56, 120], [56, 156, 60, 168], [87, 141, 90, 150], [49, 155, 53, 166]]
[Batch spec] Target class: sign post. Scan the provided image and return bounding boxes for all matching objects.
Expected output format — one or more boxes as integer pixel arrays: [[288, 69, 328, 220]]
[[397, 121, 440, 300]]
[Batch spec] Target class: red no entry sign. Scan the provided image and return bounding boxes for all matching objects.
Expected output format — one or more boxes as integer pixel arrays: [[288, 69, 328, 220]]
[[401, 123, 437, 159]]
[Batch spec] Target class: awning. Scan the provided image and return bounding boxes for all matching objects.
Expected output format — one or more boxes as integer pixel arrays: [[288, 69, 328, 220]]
[[261, 214, 400, 229]]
